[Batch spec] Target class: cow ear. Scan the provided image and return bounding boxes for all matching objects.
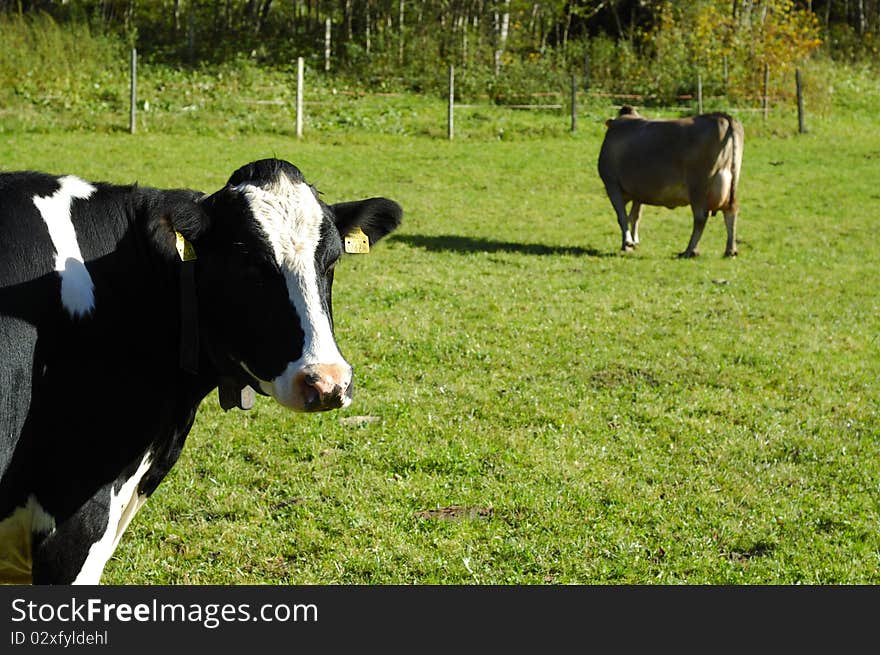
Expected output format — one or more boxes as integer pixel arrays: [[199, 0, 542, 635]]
[[148, 189, 211, 261], [331, 197, 402, 247], [173, 191, 212, 240]]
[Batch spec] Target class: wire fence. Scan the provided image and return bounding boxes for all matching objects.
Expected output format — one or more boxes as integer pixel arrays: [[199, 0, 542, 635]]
[[122, 51, 808, 139]]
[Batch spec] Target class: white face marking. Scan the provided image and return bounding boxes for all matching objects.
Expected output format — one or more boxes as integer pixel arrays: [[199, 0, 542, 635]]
[[32, 175, 97, 318], [0, 496, 56, 584], [236, 176, 351, 406], [72, 451, 153, 585]]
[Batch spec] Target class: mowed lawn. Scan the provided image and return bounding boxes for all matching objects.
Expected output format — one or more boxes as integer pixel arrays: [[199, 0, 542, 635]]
[[2, 100, 878, 584]]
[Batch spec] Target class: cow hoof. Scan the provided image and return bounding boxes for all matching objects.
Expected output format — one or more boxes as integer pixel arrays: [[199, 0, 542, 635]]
[[725, 250, 738, 258], [622, 244, 636, 253], [678, 250, 698, 259]]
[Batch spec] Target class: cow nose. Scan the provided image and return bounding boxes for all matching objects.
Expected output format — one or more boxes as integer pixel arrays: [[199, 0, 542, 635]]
[[301, 364, 351, 411]]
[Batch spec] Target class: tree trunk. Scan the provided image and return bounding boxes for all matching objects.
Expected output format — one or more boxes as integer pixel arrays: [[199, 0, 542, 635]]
[[365, 2, 371, 55], [528, 2, 539, 46], [540, 3, 547, 53], [398, 0, 404, 65], [494, 0, 510, 75], [256, 0, 273, 35], [563, 4, 573, 57], [609, 0, 624, 38], [125, 0, 135, 32], [462, 18, 468, 67], [474, 1, 482, 50], [740, 0, 752, 25]]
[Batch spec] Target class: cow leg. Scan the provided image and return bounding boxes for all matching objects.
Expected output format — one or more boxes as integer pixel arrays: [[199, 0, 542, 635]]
[[680, 204, 709, 258], [628, 201, 643, 246], [31, 486, 115, 584], [32, 452, 153, 584], [723, 207, 738, 257], [606, 187, 635, 251]]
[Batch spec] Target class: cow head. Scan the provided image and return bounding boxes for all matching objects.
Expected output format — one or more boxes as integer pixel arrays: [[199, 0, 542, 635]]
[[606, 104, 642, 127], [172, 159, 401, 412]]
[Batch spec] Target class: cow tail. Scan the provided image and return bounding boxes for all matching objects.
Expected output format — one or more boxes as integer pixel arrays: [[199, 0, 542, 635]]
[[725, 114, 739, 211]]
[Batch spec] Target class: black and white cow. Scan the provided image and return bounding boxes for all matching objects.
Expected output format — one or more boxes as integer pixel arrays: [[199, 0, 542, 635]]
[[0, 159, 401, 584]]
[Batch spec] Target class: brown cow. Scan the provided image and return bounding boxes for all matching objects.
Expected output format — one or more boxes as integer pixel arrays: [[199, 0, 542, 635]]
[[597, 105, 744, 257]]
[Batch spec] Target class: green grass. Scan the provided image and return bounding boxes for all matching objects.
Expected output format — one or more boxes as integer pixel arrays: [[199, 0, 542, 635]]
[[1, 64, 879, 585]]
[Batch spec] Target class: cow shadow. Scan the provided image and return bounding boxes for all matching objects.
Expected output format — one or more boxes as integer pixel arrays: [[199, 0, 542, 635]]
[[389, 234, 612, 258]]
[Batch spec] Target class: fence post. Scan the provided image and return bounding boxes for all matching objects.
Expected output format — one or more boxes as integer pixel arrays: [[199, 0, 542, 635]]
[[763, 62, 770, 120], [697, 73, 703, 114], [570, 73, 577, 133], [796, 68, 806, 134], [448, 64, 454, 141], [296, 56, 304, 139], [129, 48, 137, 135], [324, 18, 332, 72]]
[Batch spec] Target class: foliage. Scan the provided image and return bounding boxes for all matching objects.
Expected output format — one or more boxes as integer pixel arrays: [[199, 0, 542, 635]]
[[611, 0, 824, 102], [0, 1, 870, 106]]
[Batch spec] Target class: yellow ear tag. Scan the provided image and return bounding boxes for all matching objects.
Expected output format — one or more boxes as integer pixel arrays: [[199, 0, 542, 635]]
[[175, 231, 197, 261], [344, 226, 370, 254]]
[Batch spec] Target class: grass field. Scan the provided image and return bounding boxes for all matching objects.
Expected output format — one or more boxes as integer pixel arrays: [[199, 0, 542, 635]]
[[2, 65, 879, 584]]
